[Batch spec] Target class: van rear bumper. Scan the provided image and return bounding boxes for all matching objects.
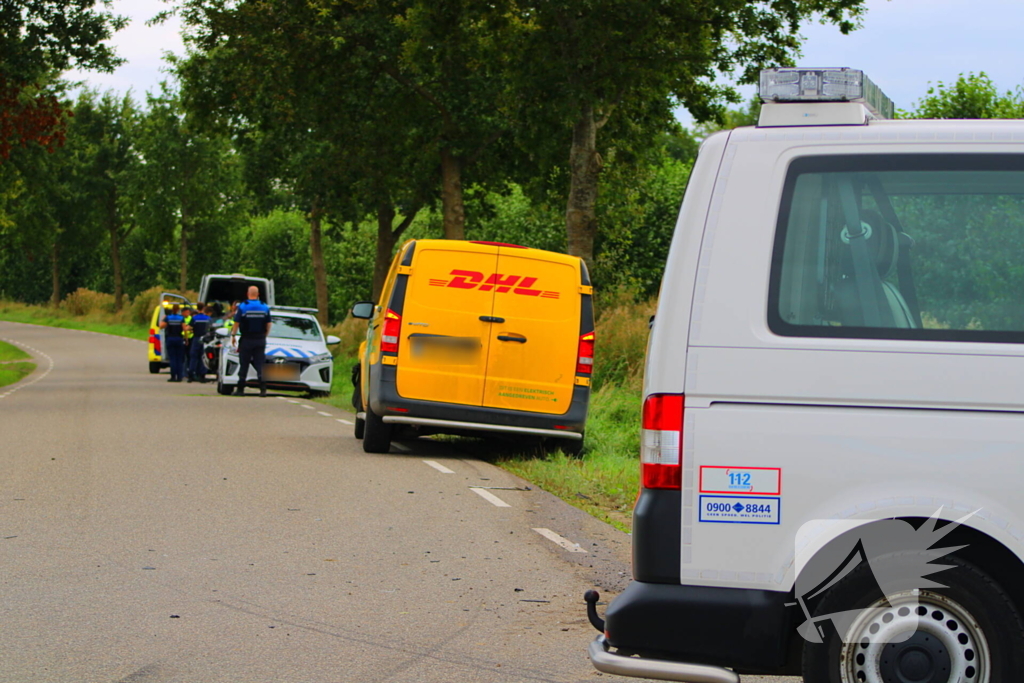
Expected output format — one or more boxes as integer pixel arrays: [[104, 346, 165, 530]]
[[603, 580, 797, 674], [368, 363, 589, 435]]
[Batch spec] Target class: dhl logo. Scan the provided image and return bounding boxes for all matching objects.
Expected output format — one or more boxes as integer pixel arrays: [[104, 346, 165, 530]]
[[429, 270, 560, 299]]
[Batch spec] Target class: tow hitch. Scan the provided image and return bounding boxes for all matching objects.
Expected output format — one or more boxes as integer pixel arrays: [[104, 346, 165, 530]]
[[584, 590, 605, 632]]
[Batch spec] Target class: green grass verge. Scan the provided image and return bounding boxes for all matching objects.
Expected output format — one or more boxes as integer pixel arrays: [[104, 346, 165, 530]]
[[0, 361, 37, 389], [0, 303, 148, 341], [0, 340, 31, 362], [497, 383, 640, 532]]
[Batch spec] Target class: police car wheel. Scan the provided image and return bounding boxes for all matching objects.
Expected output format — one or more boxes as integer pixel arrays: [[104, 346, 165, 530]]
[[361, 404, 392, 454], [216, 379, 234, 396], [149, 362, 161, 374], [801, 555, 1024, 683]]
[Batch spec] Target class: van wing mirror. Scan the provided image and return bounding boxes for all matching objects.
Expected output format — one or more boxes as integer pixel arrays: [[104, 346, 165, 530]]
[[325, 335, 341, 345], [350, 301, 375, 319]]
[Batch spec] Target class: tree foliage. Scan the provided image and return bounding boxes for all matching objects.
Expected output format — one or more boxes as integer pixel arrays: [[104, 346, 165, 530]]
[[905, 72, 1024, 120]]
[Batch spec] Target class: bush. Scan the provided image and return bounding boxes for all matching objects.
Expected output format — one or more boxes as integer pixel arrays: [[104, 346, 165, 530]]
[[62, 288, 116, 316], [129, 286, 198, 326], [323, 316, 368, 361], [593, 287, 655, 390]]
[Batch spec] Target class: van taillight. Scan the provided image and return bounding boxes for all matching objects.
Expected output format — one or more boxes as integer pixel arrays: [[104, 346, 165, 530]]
[[576, 332, 595, 374], [381, 309, 401, 353], [641, 393, 683, 490], [149, 328, 161, 354]]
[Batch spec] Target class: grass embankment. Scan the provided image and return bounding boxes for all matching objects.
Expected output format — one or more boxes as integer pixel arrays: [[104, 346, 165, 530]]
[[5, 288, 653, 532], [0, 340, 36, 389]]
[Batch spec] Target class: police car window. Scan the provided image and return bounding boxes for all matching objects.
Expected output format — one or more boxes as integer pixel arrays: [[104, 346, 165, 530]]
[[270, 316, 322, 341], [769, 154, 1024, 343]]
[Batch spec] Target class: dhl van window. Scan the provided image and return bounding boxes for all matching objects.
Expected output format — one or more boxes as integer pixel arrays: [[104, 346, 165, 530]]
[[769, 154, 1024, 343]]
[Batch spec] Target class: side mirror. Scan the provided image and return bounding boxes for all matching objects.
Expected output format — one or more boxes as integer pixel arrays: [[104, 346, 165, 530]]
[[325, 335, 341, 345], [350, 301, 375, 320], [215, 327, 231, 338]]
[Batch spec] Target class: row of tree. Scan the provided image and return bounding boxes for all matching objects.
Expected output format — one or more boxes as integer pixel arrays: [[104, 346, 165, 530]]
[[3, 2, 1022, 324]]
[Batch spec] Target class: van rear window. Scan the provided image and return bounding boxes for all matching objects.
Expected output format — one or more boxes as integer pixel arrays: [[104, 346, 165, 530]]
[[769, 154, 1024, 343]]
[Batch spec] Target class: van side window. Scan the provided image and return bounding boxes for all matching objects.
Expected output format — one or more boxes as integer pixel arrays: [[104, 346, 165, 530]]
[[769, 154, 1024, 343]]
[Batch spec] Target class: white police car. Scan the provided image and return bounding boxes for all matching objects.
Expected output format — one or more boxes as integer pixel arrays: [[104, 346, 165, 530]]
[[216, 307, 340, 396]]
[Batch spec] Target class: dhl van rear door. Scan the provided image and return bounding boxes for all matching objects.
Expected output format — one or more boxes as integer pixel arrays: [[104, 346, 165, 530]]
[[395, 241, 499, 407], [481, 247, 580, 415]]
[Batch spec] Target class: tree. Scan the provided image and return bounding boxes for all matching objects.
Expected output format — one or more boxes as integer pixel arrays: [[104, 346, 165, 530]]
[[72, 90, 140, 310], [0, 1, 126, 159], [905, 73, 1024, 120], [506, 0, 868, 269]]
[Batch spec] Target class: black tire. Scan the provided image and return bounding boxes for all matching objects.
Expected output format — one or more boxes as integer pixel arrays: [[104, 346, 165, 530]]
[[352, 386, 366, 439], [545, 433, 585, 458], [802, 554, 1024, 683], [217, 379, 234, 396], [361, 403, 392, 453], [149, 362, 161, 374]]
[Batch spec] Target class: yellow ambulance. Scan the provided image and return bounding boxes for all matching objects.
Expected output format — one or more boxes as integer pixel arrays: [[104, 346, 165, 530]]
[[350, 239, 594, 454]]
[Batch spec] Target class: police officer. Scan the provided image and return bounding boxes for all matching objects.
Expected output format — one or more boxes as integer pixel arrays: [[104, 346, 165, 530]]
[[231, 286, 272, 397], [186, 304, 212, 383], [159, 304, 186, 382]]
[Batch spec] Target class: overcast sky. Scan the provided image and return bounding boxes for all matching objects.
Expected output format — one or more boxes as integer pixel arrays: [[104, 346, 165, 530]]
[[67, 0, 1024, 123]]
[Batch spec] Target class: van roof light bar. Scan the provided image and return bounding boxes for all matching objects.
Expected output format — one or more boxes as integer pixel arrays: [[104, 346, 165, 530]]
[[759, 67, 894, 120]]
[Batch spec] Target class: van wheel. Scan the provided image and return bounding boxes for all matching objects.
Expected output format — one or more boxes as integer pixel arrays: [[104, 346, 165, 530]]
[[546, 433, 584, 458], [352, 386, 366, 439], [149, 362, 161, 374], [217, 380, 234, 396], [801, 555, 1024, 683], [361, 404, 392, 453]]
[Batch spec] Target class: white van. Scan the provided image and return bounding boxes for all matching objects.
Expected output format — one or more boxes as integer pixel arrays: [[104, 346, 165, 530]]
[[198, 273, 275, 307], [588, 68, 1024, 683]]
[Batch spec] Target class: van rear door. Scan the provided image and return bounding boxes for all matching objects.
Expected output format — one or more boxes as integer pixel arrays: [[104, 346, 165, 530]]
[[395, 242, 499, 407], [480, 248, 580, 415]]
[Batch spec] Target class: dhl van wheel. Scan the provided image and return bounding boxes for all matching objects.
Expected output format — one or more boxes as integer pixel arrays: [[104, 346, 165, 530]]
[[361, 403, 392, 454], [801, 554, 1024, 683], [149, 362, 161, 374], [352, 382, 366, 439]]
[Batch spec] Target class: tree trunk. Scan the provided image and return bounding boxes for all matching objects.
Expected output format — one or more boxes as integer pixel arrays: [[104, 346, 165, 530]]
[[179, 210, 189, 292], [565, 103, 602, 271], [440, 147, 465, 240], [50, 241, 60, 308], [309, 198, 330, 326], [108, 191, 124, 311], [373, 203, 399, 301]]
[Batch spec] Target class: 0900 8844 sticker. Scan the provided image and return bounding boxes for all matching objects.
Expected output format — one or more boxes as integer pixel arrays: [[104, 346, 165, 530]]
[[698, 495, 780, 525]]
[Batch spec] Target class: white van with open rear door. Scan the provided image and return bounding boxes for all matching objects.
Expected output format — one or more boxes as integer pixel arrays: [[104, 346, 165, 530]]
[[198, 273, 275, 307], [586, 68, 1024, 683], [351, 239, 594, 455]]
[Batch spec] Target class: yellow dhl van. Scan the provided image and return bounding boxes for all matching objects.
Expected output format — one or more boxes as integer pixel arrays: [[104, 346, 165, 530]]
[[350, 239, 594, 454]]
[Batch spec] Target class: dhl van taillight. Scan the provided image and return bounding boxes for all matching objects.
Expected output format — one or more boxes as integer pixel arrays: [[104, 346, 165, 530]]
[[641, 393, 683, 490], [149, 328, 161, 354], [576, 332, 595, 374], [381, 309, 401, 353]]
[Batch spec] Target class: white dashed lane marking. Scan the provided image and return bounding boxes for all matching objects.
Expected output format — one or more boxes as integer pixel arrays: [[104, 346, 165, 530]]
[[337, 418, 353, 425], [317, 411, 332, 417], [0, 337, 55, 400], [300, 405, 314, 410], [423, 460, 455, 474], [532, 528, 587, 553], [470, 487, 511, 508]]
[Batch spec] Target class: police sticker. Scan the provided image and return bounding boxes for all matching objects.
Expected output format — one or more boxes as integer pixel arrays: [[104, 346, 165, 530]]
[[699, 495, 780, 525], [699, 466, 781, 495]]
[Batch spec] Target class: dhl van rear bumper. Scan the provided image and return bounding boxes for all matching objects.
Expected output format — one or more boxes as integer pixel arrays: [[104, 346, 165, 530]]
[[368, 363, 588, 437]]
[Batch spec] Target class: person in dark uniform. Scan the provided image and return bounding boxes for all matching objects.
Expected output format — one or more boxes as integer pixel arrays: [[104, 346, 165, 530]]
[[231, 286, 272, 397], [159, 304, 186, 382], [186, 304, 212, 383]]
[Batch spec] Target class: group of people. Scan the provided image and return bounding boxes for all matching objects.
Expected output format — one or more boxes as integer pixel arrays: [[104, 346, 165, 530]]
[[160, 303, 215, 383], [159, 286, 273, 396]]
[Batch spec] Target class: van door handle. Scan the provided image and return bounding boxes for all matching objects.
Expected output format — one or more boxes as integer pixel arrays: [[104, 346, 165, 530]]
[[497, 335, 527, 343], [479, 316, 505, 323]]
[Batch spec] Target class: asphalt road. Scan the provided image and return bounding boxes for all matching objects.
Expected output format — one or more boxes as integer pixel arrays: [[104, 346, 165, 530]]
[[0, 322, 799, 683]]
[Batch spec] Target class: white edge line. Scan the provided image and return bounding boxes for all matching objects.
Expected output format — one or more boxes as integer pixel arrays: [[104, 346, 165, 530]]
[[422, 460, 455, 474], [470, 487, 511, 508], [532, 528, 588, 553]]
